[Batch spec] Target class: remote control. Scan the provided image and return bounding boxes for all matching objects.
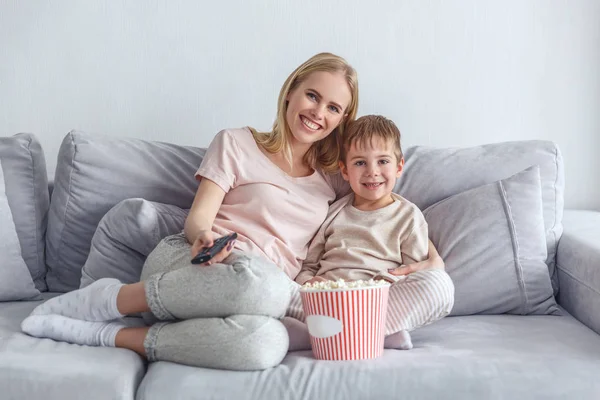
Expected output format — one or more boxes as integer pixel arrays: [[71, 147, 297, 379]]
[[191, 232, 238, 265]]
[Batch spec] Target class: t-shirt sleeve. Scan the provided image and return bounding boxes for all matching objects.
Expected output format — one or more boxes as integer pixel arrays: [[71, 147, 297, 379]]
[[296, 229, 326, 285], [295, 195, 349, 285], [195, 130, 242, 192], [401, 220, 429, 265]]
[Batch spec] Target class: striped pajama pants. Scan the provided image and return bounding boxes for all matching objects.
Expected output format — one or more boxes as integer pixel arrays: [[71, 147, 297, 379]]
[[286, 268, 455, 336]]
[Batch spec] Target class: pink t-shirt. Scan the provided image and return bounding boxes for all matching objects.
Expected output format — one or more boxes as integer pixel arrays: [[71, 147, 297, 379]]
[[195, 127, 348, 279]]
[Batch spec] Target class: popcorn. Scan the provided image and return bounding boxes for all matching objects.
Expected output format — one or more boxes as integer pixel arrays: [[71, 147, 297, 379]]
[[301, 278, 390, 291]]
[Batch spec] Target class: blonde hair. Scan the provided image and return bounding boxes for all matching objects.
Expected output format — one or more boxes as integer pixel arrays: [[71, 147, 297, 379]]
[[341, 115, 403, 163], [253, 52, 359, 174]]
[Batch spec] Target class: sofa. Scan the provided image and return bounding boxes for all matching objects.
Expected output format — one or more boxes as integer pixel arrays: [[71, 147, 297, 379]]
[[1, 130, 599, 400]]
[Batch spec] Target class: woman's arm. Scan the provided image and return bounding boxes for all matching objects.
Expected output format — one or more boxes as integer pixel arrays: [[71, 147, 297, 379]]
[[184, 178, 226, 257]]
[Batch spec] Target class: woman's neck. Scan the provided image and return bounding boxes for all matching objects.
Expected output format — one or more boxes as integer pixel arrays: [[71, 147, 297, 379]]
[[257, 142, 313, 178], [276, 149, 313, 177]]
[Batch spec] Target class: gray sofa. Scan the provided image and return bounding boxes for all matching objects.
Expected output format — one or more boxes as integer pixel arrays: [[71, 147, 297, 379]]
[[1, 131, 599, 400]]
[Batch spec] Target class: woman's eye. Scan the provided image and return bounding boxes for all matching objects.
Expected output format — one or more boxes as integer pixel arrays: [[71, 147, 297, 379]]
[[328, 105, 340, 113], [307, 93, 317, 101]]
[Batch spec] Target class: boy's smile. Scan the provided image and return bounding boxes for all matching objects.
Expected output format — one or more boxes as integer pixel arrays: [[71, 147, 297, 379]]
[[340, 137, 404, 211]]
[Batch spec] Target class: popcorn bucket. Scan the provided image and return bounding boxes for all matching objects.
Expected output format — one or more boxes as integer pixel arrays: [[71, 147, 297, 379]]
[[300, 285, 389, 360]]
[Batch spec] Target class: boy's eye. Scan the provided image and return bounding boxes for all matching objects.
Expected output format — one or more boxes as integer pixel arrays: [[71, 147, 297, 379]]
[[379, 160, 390, 165], [354, 161, 365, 166]]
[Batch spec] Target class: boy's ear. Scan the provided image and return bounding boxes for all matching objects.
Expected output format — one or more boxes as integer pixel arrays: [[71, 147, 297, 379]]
[[339, 160, 350, 181], [396, 157, 405, 178]]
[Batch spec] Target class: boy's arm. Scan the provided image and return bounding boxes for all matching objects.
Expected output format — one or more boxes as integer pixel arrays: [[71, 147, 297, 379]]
[[295, 195, 350, 285], [374, 221, 430, 283], [295, 231, 326, 285], [400, 222, 430, 265]]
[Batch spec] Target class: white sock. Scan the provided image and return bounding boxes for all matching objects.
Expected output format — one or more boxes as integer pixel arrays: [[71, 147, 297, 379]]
[[384, 330, 413, 350], [21, 315, 125, 347], [30, 278, 124, 322]]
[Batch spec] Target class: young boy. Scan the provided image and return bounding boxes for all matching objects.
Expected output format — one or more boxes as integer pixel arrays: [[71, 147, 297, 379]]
[[285, 115, 454, 350]]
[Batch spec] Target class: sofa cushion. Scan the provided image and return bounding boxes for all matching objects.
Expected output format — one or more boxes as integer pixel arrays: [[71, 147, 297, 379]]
[[80, 199, 188, 288], [557, 210, 600, 335], [0, 164, 40, 301], [0, 293, 145, 400], [45, 131, 205, 292], [396, 140, 564, 294], [136, 310, 600, 400], [424, 166, 558, 315], [0, 133, 50, 291]]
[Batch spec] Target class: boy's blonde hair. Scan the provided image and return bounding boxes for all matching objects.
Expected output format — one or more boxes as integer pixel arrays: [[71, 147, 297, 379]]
[[341, 115, 403, 163], [253, 52, 359, 174]]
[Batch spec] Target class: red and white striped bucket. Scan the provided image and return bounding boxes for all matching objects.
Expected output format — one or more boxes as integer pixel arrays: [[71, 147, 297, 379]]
[[300, 285, 389, 360]]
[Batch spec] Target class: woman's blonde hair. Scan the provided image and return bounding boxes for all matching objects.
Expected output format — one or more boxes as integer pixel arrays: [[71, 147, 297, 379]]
[[253, 52, 359, 174]]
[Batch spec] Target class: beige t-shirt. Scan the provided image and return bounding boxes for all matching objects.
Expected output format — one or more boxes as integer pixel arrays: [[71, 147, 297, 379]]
[[296, 192, 429, 285], [195, 127, 348, 279]]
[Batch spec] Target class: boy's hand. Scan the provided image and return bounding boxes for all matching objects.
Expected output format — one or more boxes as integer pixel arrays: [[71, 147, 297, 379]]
[[387, 264, 415, 277], [389, 241, 446, 276], [388, 256, 445, 276], [191, 230, 235, 266], [374, 275, 396, 283]]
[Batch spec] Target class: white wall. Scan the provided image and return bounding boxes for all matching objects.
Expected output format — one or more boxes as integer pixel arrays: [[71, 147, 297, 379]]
[[1, 0, 599, 210]]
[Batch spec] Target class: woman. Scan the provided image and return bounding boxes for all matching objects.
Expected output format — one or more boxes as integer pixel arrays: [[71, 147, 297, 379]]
[[22, 52, 444, 370]]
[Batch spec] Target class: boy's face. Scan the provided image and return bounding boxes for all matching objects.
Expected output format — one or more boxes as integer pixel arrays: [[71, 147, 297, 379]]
[[340, 137, 404, 210]]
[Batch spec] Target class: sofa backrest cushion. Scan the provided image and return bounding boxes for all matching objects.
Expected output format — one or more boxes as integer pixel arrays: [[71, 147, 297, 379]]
[[0, 133, 49, 291], [396, 140, 564, 294], [424, 165, 559, 315], [45, 131, 205, 292], [0, 161, 41, 301]]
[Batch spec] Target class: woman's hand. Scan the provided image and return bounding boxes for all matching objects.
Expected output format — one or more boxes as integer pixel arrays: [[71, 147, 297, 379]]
[[388, 240, 445, 277], [191, 230, 235, 266]]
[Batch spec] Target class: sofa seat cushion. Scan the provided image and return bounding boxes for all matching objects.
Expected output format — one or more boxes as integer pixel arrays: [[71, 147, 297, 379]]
[[137, 311, 600, 400], [0, 293, 146, 400]]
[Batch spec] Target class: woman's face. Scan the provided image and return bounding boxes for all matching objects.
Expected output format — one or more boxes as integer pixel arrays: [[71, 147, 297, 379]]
[[285, 71, 352, 151]]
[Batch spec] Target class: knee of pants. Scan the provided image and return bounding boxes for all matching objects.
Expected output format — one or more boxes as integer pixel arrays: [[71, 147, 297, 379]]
[[153, 315, 289, 370], [426, 269, 456, 315], [230, 255, 293, 317], [139, 233, 189, 282], [234, 316, 289, 370]]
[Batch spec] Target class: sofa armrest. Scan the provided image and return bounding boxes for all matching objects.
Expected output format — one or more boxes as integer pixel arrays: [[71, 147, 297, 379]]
[[556, 209, 600, 334]]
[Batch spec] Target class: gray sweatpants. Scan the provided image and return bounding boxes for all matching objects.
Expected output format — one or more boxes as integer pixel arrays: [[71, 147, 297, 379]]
[[139, 233, 292, 370]]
